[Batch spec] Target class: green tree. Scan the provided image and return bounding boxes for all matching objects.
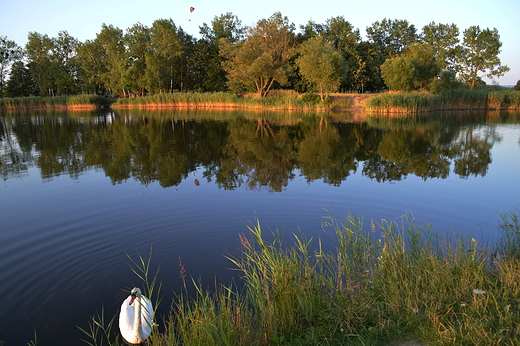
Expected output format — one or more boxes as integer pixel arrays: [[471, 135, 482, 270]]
[[76, 38, 105, 94], [298, 20, 324, 41], [321, 16, 360, 54], [4, 61, 38, 97], [353, 42, 383, 92], [52, 30, 79, 95], [125, 22, 151, 95], [421, 22, 459, 70], [221, 12, 297, 97], [296, 36, 346, 101], [170, 29, 194, 92], [0, 36, 23, 97], [366, 18, 418, 63], [380, 56, 416, 91], [195, 13, 244, 92], [402, 43, 440, 90], [145, 18, 184, 93], [455, 26, 510, 89], [515, 80, 520, 91], [25, 32, 55, 96], [95, 24, 126, 94], [200, 12, 244, 44]]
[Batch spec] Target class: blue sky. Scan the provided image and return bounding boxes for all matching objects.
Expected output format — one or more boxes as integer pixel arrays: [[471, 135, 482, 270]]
[[1, 0, 519, 85]]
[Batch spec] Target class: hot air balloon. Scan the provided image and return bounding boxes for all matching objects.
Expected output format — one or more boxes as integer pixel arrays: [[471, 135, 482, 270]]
[[190, 6, 195, 13]]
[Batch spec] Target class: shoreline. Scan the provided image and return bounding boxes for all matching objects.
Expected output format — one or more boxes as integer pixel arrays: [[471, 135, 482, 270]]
[[2, 90, 519, 113]]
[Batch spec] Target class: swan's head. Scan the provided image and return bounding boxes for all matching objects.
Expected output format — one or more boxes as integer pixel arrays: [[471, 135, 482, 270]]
[[129, 287, 142, 305]]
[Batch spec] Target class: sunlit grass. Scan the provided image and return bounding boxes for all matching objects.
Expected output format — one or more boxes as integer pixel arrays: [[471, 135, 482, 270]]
[[81, 206, 520, 345], [0, 95, 111, 110], [113, 91, 337, 111], [366, 89, 520, 114]]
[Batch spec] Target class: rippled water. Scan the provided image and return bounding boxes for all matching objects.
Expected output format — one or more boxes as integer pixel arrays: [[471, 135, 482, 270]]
[[1, 109, 519, 345]]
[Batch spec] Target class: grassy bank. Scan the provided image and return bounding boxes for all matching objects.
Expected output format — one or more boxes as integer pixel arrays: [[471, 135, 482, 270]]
[[113, 91, 347, 111], [0, 95, 112, 110], [366, 89, 520, 114], [81, 206, 520, 346]]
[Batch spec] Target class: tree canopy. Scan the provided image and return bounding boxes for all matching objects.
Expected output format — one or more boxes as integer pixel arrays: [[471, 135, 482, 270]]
[[296, 36, 347, 100], [221, 12, 297, 97], [455, 26, 510, 89], [1, 13, 512, 98]]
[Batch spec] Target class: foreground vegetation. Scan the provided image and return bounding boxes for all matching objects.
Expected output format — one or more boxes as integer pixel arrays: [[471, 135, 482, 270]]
[[80, 206, 520, 346]]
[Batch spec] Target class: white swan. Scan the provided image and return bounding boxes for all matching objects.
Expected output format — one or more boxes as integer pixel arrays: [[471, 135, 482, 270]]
[[119, 287, 153, 344]]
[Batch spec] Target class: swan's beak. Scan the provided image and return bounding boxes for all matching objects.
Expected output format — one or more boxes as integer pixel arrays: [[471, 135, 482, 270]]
[[129, 294, 136, 305]]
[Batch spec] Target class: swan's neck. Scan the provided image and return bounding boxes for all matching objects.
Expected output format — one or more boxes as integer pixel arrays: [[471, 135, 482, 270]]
[[133, 296, 144, 342]]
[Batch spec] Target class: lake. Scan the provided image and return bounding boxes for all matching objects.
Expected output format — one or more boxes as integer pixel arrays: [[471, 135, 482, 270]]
[[1, 108, 519, 345]]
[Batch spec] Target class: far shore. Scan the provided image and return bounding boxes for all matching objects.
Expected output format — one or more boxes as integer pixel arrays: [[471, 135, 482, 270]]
[[1, 89, 519, 113]]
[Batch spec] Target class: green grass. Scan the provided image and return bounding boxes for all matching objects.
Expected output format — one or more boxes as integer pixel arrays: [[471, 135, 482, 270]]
[[366, 89, 520, 114], [0, 95, 112, 110], [80, 206, 520, 346]]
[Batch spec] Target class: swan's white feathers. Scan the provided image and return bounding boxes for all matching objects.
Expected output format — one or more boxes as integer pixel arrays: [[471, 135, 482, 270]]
[[119, 288, 153, 344]]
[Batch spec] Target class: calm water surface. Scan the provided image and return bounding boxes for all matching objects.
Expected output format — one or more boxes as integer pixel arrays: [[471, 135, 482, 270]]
[[1, 109, 519, 345]]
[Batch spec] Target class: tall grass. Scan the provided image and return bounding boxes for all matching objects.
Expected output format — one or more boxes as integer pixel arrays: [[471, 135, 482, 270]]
[[367, 89, 520, 114], [82, 207, 520, 345], [113, 91, 334, 111], [0, 95, 111, 110], [488, 90, 520, 110]]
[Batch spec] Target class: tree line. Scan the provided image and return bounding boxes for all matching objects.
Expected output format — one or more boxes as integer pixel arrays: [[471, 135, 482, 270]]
[[0, 12, 512, 99]]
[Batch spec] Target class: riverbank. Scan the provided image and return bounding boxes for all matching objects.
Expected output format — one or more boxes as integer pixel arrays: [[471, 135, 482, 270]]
[[0, 94, 112, 110], [2, 89, 519, 113], [366, 89, 520, 114], [81, 207, 520, 346]]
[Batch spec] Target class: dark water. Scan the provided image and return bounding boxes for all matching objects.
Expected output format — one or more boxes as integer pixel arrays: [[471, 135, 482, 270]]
[[1, 109, 519, 345]]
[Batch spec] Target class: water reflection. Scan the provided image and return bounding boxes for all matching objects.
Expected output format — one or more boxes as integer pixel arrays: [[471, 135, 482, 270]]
[[1, 110, 507, 190]]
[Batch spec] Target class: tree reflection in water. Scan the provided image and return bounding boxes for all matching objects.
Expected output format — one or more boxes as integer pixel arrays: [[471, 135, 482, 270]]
[[0, 110, 508, 190]]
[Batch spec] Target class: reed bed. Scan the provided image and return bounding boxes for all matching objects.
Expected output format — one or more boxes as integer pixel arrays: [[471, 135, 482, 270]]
[[367, 89, 520, 114], [79, 206, 520, 346], [0, 95, 111, 110], [488, 90, 520, 110], [113, 91, 335, 111]]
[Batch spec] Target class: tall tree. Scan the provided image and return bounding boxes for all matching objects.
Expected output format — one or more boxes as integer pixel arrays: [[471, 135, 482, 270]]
[[402, 43, 440, 90], [455, 26, 510, 89], [296, 36, 346, 101], [321, 16, 360, 54], [366, 18, 418, 63], [351, 42, 383, 92], [76, 38, 105, 94], [0, 36, 23, 97], [195, 13, 244, 91], [421, 22, 459, 70], [200, 12, 244, 44], [298, 20, 324, 41], [52, 30, 79, 95], [95, 24, 126, 94], [380, 56, 416, 91], [146, 18, 184, 93], [25, 32, 55, 96], [125, 22, 151, 95], [4, 61, 38, 97], [221, 12, 297, 97]]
